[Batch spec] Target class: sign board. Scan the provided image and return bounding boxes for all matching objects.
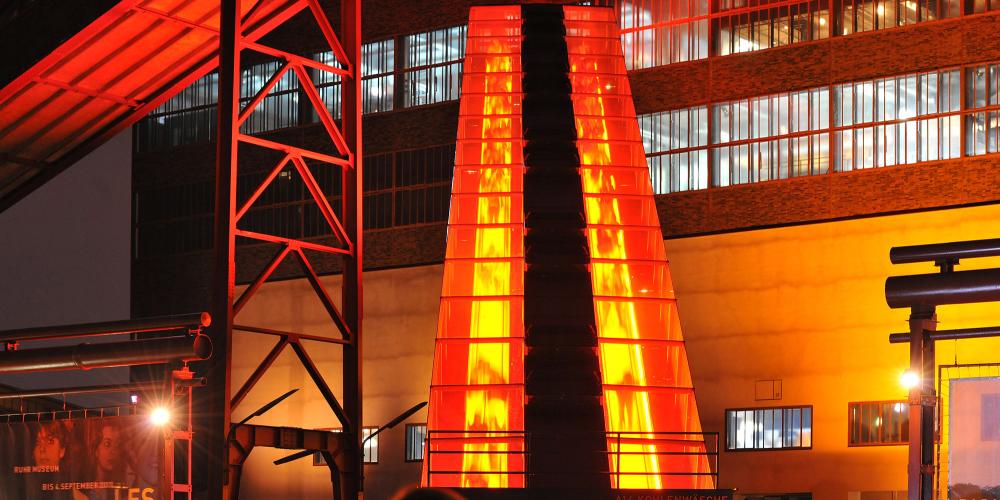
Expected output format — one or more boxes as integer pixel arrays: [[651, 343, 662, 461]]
[[0, 415, 162, 499]]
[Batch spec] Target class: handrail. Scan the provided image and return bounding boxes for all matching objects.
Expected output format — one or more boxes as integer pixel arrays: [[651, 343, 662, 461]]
[[423, 430, 721, 488]]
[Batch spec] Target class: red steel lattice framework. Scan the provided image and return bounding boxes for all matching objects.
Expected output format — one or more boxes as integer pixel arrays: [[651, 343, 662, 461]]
[[207, 0, 363, 499]]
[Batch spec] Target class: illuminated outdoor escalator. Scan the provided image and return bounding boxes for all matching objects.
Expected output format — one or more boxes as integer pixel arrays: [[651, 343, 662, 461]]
[[521, 4, 610, 490]]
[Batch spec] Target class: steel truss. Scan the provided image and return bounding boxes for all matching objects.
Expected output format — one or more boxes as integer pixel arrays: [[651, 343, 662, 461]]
[[206, 0, 362, 498]]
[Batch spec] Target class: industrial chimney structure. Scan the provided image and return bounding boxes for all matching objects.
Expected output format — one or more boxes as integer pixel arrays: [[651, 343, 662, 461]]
[[423, 4, 714, 493]]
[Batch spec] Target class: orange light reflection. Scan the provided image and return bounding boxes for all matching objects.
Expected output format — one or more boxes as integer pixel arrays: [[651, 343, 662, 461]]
[[425, 6, 525, 489], [564, 5, 713, 490]]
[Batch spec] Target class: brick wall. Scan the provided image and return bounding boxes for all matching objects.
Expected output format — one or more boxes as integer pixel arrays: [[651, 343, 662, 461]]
[[659, 155, 1000, 237]]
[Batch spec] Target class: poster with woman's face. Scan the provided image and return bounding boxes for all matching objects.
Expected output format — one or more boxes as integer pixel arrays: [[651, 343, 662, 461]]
[[1, 416, 162, 499]]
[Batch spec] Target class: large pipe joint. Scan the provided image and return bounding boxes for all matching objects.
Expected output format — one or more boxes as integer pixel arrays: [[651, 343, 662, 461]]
[[885, 268, 1000, 309]]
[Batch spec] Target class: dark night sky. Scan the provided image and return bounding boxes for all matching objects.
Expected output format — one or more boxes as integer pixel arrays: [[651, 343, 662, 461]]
[[0, 129, 132, 404]]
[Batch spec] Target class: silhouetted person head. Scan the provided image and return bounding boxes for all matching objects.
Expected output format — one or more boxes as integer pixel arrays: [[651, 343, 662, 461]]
[[392, 485, 465, 500]]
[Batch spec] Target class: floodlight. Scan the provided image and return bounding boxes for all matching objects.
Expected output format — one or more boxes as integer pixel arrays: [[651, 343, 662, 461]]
[[150, 406, 171, 427]]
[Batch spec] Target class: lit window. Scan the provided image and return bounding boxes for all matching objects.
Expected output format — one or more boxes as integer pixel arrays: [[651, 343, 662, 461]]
[[725, 406, 812, 450], [313, 38, 395, 119], [834, 70, 960, 171], [239, 60, 299, 134], [848, 401, 909, 446], [966, 63, 1000, 156], [712, 87, 830, 186], [840, 0, 961, 35], [362, 39, 395, 113], [403, 25, 467, 107], [362, 427, 379, 463], [716, 0, 829, 56], [619, 0, 708, 69], [313, 50, 343, 119], [405, 423, 427, 462], [639, 107, 709, 193]]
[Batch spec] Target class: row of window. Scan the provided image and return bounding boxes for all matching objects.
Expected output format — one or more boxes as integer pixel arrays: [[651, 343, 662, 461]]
[[133, 144, 455, 259], [135, 62, 1000, 256], [135, 26, 466, 152], [347, 400, 906, 467], [621, 0, 1000, 70], [137, 0, 1000, 152], [642, 61, 1000, 193], [725, 401, 910, 451], [135, 60, 1000, 258]]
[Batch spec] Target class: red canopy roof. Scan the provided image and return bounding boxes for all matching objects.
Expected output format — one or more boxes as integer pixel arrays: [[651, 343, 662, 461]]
[[0, 0, 308, 211]]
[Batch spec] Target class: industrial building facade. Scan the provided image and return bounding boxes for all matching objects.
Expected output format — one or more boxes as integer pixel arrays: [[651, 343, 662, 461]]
[[126, 1, 1000, 499]]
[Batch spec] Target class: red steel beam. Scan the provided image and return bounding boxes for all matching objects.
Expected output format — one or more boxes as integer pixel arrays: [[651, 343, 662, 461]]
[[237, 61, 292, 126], [207, 0, 363, 498], [234, 229, 351, 255], [340, 0, 364, 494], [234, 154, 293, 222], [229, 337, 289, 410], [233, 244, 293, 316]]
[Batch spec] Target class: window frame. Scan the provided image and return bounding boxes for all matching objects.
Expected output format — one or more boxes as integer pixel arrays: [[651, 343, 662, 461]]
[[362, 426, 379, 464], [401, 24, 468, 109], [404, 423, 427, 462], [724, 404, 814, 452], [847, 400, 910, 447]]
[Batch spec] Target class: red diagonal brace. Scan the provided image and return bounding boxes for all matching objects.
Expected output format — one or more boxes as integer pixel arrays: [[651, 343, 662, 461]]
[[290, 340, 350, 430], [291, 155, 350, 248], [306, 0, 351, 73], [230, 336, 289, 410], [294, 249, 351, 340], [292, 64, 349, 156], [238, 60, 291, 126], [234, 244, 292, 316], [235, 154, 293, 223]]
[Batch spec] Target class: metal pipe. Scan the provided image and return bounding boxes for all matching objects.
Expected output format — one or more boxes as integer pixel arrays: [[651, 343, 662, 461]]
[[0, 335, 212, 374], [889, 238, 1000, 265], [0, 382, 160, 400], [0, 312, 211, 343], [884, 268, 1000, 309], [0, 377, 207, 400], [889, 325, 1000, 343]]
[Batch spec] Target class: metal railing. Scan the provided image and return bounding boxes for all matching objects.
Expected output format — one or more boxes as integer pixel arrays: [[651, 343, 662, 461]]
[[424, 429, 720, 488], [607, 431, 720, 487], [425, 430, 529, 486]]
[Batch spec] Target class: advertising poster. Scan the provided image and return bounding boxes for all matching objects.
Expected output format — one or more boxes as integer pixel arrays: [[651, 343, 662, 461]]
[[949, 377, 1000, 500], [0, 415, 162, 499]]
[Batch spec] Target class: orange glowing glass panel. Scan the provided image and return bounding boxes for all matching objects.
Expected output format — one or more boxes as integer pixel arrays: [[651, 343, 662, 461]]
[[564, 5, 714, 489], [424, 6, 525, 489]]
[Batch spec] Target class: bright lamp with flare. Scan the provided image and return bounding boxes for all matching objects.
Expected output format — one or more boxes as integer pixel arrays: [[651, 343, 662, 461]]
[[150, 406, 171, 427]]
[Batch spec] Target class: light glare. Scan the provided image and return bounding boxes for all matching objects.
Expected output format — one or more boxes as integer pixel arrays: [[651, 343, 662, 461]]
[[150, 407, 171, 427], [900, 370, 919, 389]]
